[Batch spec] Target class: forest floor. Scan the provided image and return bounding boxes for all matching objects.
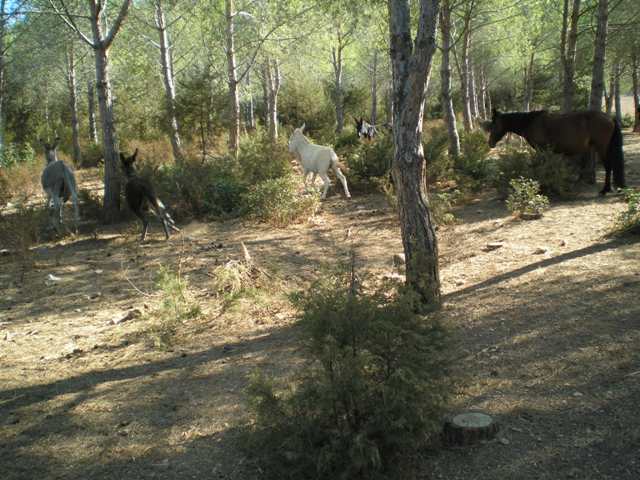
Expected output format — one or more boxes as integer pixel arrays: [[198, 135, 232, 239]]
[[1, 133, 640, 480]]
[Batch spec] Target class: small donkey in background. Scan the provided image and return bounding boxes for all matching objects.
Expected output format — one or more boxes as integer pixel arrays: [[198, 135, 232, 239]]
[[120, 149, 179, 241], [40, 137, 80, 233]]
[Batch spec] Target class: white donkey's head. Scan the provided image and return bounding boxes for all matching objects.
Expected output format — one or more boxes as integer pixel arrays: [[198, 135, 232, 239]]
[[288, 123, 306, 153]]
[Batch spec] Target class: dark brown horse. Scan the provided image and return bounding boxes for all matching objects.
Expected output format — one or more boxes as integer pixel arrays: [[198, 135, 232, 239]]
[[482, 109, 625, 195]]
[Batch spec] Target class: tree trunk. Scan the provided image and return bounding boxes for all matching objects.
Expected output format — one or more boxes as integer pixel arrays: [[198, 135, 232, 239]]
[[332, 45, 345, 134], [87, 80, 98, 144], [459, 19, 473, 131], [155, 0, 183, 163], [387, 0, 441, 307], [65, 46, 82, 166], [225, 0, 240, 157], [439, 0, 460, 158], [633, 51, 640, 132], [371, 50, 378, 125], [263, 58, 281, 142], [261, 62, 271, 131], [470, 63, 479, 119], [560, 0, 581, 112], [523, 52, 535, 112], [0, 0, 7, 154], [614, 63, 622, 125], [94, 46, 120, 221], [589, 0, 608, 111], [604, 66, 614, 114], [246, 71, 255, 130], [478, 67, 487, 119]]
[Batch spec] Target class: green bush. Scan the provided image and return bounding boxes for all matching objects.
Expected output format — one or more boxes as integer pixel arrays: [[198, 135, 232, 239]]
[[238, 132, 293, 185], [620, 114, 633, 129], [613, 188, 640, 234], [147, 265, 201, 349], [154, 157, 247, 219], [494, 148, 576, 198], [343, 134, 393, 192], [455, 130, 493, 181], [423, 125, 451, 183], [0, 143, 36, 168], [244, 174, 320, 226], [506, 177, 550, 218], [245, 272, 453, 479]]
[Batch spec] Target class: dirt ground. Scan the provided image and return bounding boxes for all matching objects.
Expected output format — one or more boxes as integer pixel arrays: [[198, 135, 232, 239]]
[[1, 133, 639, 480]]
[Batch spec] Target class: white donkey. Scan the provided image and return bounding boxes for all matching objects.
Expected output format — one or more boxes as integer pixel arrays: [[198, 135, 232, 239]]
[[40, 138, 80, 233], [288, 124, 351, 199]]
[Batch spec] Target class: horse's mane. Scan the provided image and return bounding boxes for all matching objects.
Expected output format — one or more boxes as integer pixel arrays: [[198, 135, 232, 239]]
[[500, 110, 548, 134]]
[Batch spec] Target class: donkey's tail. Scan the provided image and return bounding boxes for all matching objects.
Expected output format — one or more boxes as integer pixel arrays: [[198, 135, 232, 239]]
[[608, 120, 626, 189], [149, 195, 180, 233]]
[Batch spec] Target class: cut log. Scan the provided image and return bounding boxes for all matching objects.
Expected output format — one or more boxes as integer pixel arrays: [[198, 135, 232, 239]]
[[442, 412, 499, 446]]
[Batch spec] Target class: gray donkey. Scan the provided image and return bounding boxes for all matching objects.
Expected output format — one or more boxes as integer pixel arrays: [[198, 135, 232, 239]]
[[40, 137, 80, 233]]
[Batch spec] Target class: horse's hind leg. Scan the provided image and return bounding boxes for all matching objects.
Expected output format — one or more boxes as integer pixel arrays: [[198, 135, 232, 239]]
[[333, 167, 351, 198], [319, 173, 331, 199], [598, 147, 612, 195]]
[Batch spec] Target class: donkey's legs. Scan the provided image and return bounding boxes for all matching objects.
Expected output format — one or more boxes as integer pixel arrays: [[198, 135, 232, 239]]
[[310, 172, 317, 186], [52, 195, 63, 233], [319, 172, 331, 199], [333, 167, 351, 198]]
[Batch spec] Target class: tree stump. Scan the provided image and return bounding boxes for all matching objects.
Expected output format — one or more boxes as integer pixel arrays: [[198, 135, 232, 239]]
[[442, 412, 499, 446]]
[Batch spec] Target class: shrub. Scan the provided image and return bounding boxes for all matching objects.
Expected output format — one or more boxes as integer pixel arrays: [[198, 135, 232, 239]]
[[423, 125, 451, 183], [620, 114, 633, 129], [148, 265, 200, 349], [494, 147, 576, 198], [245, 271, 453, 479], [154, 157, 246, 219], [243, 175, 319, 226], [238, 133, 293, 185], [429, 190, 461, 226], [612, 188, 640, 234], [455, 130, 493, 181], [0, 143, 36, 168], [506, 177, 550, 219], [343, 135, 393, 192], [0, 202, 46, 283]]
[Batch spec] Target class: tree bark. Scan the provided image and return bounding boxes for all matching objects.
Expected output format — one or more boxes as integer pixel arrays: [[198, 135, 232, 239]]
[[439, 0, 460, 158], [560, 0, 581, 112], [331, 44, 345, 134], [0, 0, 7, 154], [459, 19, 473, 131], [225, 0, 240, 157], [87, 80, 98, 144], [65, 46, 82, 165], [155, 0, 183, 163], [387, 0, 441, 307], [263, 58, 281, 142], [604, 66, 614, 114], [523, 52, 535, 112], [589, 0, 608, 112], [371, 50, 378, 125], [614, 63, 622, 125], [470, 63, 479, 119], [478, 67, 487, 119], [632, 50, 640, 132]]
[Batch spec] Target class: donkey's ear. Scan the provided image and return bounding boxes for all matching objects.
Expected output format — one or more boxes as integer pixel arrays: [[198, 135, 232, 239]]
[[353, 116, 359, 124], [479, 120, 492, 133], [300, 123, 306, 132], [132, 148, 139, 161], [491, 108, 500, 118], [52, 137, 60, 149]]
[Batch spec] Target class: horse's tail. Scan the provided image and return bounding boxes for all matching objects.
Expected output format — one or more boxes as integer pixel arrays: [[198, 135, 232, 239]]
[[148, 191, 180, 233], [608, 120, 626, 189]]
